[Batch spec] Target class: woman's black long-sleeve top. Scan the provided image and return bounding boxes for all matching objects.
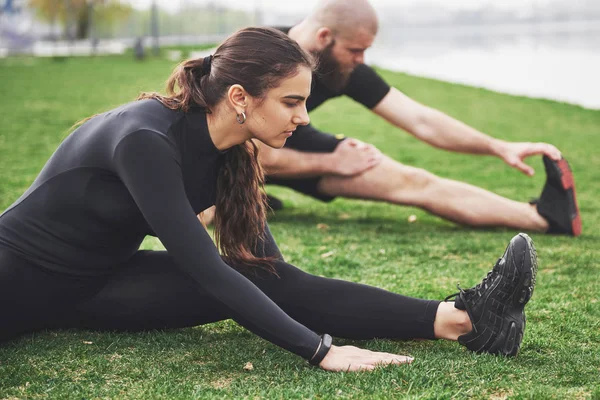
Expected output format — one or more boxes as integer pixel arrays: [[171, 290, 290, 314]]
[[0, 99, 322, 360]]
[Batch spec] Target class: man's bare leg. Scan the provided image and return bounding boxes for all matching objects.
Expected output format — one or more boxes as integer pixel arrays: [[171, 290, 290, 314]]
[[317, 155, 549, 231]]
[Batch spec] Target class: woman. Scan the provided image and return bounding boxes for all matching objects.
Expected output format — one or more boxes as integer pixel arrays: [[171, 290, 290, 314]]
[[0, 28, 538, 371]]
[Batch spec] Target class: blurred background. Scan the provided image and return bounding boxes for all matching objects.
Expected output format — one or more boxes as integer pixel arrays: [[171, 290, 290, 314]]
[[1, 0, 599, 109]]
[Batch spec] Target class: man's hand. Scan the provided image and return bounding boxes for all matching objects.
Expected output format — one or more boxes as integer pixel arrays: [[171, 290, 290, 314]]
[[495, 140, 562, 176], [328, 138, 383, 176], [254, 137, 382, 178]]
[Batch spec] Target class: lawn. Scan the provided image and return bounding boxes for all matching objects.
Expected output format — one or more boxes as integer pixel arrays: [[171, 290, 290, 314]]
[[0, 54, 598, 399]]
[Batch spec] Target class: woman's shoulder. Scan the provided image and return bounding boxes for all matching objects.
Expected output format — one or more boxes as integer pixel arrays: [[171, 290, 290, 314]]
[[65, 99, 183, 160], [110, 99, 181, 129], [85, 99, 182, 147]]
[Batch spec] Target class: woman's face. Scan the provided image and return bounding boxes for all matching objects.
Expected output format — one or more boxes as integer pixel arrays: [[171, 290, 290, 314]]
[[246, 66, 312, 148]]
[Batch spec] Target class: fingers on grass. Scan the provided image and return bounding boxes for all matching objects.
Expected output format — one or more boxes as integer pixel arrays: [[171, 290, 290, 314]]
[[368, 352, 414, 366], [357, 364, 376, 372], [381, 354, 414, 365]]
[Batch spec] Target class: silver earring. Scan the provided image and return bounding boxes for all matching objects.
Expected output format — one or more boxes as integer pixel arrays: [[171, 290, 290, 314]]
[[236, 111, 246, 124]]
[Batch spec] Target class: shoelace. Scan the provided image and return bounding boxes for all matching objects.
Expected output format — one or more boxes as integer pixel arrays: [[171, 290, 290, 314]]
[[468, 269, 497, 298], [443, 269, 498, 302], [444, 258, 503, 334]]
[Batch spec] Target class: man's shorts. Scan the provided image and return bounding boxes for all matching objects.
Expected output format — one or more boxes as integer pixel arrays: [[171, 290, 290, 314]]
[[266, 123, 345, 202]]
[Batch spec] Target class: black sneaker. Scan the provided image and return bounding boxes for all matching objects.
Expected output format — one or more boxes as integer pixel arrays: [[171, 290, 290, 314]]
[[445, 233, 538, 356], [535, 155, 581, 236]]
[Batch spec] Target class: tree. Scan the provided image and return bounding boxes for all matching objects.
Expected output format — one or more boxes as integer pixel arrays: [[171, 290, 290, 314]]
[[28, 0, 132, 39]]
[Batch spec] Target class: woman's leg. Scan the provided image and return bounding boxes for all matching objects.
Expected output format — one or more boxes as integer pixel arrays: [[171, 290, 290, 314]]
[[433, 302, 472, 340], [253, 232, 537, 357], [0, 247, 101, 342], [250, 259, 471, 341], [1, 245, 469, 342], [70, 251, 229, 331], [2, 234, 533, 358], [73, 250, 467, 341]]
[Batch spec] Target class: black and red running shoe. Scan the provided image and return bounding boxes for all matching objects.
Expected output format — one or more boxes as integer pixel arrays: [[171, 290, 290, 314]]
[[535, 155, 581, 236]]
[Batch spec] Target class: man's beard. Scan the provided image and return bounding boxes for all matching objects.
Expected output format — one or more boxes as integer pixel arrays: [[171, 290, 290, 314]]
[[312, 41, 353, 93]]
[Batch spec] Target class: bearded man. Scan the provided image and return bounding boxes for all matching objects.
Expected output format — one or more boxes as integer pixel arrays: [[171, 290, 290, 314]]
[[214, 0, 581, 236]]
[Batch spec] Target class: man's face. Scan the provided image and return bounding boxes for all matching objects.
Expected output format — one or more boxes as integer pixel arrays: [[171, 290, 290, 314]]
[[331, 27, 375, 72], [314, 27, 375, 92]]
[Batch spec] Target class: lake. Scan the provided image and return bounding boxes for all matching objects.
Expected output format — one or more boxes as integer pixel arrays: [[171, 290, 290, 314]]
[[368, 20, 600, 109]]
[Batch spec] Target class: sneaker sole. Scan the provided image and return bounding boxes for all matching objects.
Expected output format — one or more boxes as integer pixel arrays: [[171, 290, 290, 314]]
[[515, 233, 538, 307], [501, 233, 537, 357], [502, 312, 526, 357], [545, 157, 582, 236]]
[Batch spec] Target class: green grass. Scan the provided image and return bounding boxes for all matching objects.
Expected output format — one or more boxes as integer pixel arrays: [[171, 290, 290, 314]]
[[0, 54, 599, 399]]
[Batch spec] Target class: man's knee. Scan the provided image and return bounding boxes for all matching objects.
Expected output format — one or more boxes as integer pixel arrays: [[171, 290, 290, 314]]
[[399, 166, 437, 190], [388, 164, 442, 206], [317, 156, 440, 202]]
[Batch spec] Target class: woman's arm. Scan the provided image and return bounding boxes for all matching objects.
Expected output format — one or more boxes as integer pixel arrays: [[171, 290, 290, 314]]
[[112, 130, 322, 360]]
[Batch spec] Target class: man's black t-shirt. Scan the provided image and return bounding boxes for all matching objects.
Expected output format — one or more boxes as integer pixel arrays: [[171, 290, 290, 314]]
[[307, 64, 391, 111]]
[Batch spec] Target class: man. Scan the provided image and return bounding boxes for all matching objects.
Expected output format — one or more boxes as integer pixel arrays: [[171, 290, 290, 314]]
[[209, 0, 581, 236]]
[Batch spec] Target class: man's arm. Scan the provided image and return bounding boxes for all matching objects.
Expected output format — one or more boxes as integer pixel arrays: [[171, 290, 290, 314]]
[[373, 87, 501, 154], [372, 87, 562, 175]]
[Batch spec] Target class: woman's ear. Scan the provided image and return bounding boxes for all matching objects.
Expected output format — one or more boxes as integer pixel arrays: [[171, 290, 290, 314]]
[[227, 84, 248, 114]]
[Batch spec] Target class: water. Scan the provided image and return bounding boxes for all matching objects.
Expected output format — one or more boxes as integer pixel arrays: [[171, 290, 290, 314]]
[[368, 20, 600, 109]]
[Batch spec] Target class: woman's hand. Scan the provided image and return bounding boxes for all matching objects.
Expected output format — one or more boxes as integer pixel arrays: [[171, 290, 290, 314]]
[[318, 344, 413, 372]]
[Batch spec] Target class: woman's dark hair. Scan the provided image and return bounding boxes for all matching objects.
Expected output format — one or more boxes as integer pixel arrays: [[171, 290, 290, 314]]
[[139, 27, 314, 273]]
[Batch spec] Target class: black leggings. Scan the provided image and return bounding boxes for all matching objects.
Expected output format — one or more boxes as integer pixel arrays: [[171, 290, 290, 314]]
[[0, 247, 439, 344]]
